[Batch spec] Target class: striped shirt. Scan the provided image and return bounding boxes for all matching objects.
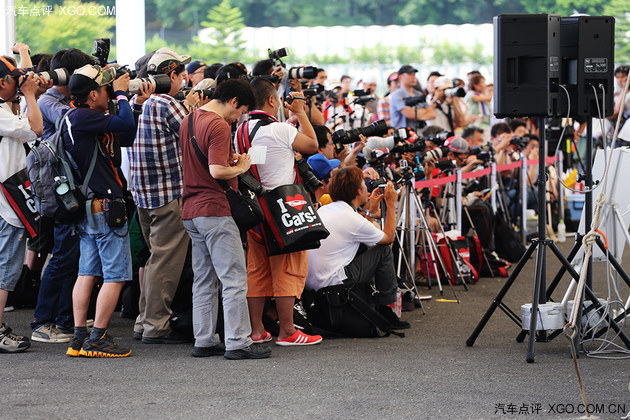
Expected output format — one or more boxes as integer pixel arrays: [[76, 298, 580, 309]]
[[129, 94, 187, 209]]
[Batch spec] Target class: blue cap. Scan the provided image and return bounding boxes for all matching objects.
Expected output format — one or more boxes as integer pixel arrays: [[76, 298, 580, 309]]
[[307, 153, 341, 180], [186, 60, 206, 75]]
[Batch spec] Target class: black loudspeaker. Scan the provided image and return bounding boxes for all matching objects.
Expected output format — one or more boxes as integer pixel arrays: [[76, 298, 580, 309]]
[[560, 16, 615, 117], [494, 14, 562, 118]]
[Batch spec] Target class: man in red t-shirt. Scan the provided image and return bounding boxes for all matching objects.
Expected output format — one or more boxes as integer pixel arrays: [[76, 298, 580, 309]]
[[179, 79, 271, 360]]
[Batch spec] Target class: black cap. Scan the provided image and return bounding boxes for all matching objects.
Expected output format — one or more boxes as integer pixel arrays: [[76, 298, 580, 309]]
[[398, 65, 418, 75], [0, 56, 27, 78]]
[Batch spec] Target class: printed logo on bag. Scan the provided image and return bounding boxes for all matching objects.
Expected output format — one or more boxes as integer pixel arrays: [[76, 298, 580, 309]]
[[276, 196, 319, 231], [285, 194, 307, 211]]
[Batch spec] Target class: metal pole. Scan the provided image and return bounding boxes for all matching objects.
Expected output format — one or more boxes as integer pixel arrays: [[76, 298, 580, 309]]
[[521, 156, 528, 244], [491, 162, 497, 213], [456, 169, 462, 233]]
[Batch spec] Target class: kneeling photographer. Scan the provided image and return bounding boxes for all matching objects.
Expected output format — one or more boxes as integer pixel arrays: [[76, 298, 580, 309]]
[[305, 167, 409, 330]]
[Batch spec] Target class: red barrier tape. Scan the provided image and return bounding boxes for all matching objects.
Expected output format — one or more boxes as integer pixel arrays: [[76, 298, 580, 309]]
[[414, 156, 557, 189]]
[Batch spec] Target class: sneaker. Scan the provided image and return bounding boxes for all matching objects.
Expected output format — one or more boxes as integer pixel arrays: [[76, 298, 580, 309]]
[[3, 305, 14, 313], [275, 330, 322, 346], [79, 332, 131, 358], [251, 331, 272, 344], [224, 343, 272, 360], [55, 324, 74, 335], [66, 336, 86, 357], [132, 331, 142, 341], [0, 323, 31, 353], [141, 330, 191, 344], [192, 343, 226, 357], [31, 324, 71, 343]]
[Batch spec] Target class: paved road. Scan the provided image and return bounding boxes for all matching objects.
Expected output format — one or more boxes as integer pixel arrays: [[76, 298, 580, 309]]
[[2, 240, 630, 419]]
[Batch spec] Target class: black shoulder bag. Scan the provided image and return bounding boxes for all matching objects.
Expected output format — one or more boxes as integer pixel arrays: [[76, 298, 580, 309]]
[[187, 111, 263, 233]]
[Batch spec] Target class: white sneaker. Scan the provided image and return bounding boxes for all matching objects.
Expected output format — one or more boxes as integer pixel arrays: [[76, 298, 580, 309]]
[[3, 305, 14, 313], [0, 323, 30, 353], [31, 324, 71, 343]]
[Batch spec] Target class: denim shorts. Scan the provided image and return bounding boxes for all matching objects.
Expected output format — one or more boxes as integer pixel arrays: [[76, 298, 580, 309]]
[[77, 211, 132, 283], [0, 216, 27, 291]]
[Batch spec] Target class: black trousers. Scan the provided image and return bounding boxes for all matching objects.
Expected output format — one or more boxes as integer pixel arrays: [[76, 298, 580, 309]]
[[343, 244, 397, 305]]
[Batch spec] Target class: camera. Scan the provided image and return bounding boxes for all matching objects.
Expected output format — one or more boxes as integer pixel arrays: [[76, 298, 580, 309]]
[[268, 47, 289, 62], [115, 65, 137, 79], [435, 159, 456, 171], [469, 143, 495, 164], [510, 136, 530, 149], [331, 119, 388, 152], [172, 86, 215, 101], [303, 84, 324, 98], [366, 177, 387, 193], [287, 66, 318, 80], [128, 74, 172, 96], [37, 68, 70, 86], [403, 95, 426, 107], [422, 145, 450, 164], [92, 38, 110, 67], [296, 157, 323, 194], [425, 131, 452, 146], [352, 89, 371, 97], [443, 87, 465, 98]]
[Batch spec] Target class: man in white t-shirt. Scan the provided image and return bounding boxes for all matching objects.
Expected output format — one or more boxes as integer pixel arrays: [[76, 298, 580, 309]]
[[237, 77, 323, 347], [305, 167, 409, 328]]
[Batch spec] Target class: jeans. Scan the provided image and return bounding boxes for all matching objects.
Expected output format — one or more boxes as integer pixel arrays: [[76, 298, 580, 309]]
[[343, 244, 397, 305], [0, 216, 27, 292], [183, 216, 252, 351], [31, 221, 79, 330]]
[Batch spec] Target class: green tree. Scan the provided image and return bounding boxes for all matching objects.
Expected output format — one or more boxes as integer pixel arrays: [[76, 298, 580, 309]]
[[15, 0, 115, 54], [603, 0, 630, 62], [186, 0, 248, 63]]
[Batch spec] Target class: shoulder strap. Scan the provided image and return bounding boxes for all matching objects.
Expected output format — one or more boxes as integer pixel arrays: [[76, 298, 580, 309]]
[[235, 119, 265, 183]]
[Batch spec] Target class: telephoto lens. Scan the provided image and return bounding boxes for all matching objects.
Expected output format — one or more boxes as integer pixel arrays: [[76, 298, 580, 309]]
[[287, 66, 318, 80], [38, 68, 70, 86], [127, 74, 172, 95], [444, 87, 466, 97], [331, 120, 389, 152]]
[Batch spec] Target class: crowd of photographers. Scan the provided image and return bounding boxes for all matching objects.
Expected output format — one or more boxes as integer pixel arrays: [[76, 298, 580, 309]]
[[3, 40, 625, 359]]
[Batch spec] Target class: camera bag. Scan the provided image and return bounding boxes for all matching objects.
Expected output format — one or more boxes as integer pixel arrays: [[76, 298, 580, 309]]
[[235, 115, 329, 256], [187, 111, 264, 234]]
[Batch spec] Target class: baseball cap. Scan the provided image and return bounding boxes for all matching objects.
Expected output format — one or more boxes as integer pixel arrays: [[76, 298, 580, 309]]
[[0, 56, 27, 78], [307, 153, 341, 180], [147, 47, 191, 74], [68, 64, 116, 99], [186, 60, 206, 75], [446, 136, 470, 154], [398, 65, 418, 75], [435, 76, 453, 89]]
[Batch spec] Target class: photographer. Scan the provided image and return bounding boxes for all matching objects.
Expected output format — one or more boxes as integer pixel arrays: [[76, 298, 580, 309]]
[[375, 72, 399, 126], [238, 77, 323, 347], [129, 47, 198, 344], [389, 65, 436, 129], [186, 60, 206, 88], [305, 167, 409, 329], [28, 48, 96, 345], [61, 64, 135, 357], [426, 76, 467, 132], [0, 57, 44, 353]]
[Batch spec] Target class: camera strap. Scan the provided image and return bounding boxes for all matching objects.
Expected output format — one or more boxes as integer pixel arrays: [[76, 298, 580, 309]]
[[435, 102, 454, 132]]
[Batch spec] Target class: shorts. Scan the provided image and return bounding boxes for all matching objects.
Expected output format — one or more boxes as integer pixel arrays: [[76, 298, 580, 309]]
[[0, 216, 27, 291], [77, 211, 132, 283], [26, 216, 54, 255], [246, 231, 307, 298]]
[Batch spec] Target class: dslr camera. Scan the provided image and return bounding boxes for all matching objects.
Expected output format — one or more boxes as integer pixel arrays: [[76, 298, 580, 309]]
[[331, 120, 389, 153], [403, 95, 426, 107]]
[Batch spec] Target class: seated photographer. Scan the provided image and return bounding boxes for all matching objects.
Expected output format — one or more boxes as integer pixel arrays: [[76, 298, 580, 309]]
[[390, 65, 436, 129], [305, 167, 408, 328], [423, 137, 479, 180]]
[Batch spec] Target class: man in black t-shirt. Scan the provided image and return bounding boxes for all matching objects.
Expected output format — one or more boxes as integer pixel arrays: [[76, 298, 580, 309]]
[[62, 64, 136, 358]]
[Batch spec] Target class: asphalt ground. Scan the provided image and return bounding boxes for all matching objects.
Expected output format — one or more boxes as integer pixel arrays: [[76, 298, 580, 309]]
[[2, 239, 630, 419]]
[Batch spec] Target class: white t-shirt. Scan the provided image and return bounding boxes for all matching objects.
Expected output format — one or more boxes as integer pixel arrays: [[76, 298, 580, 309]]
[[0, 103, 37, 227], [248, 119, 298, 190], [306, 200, 385, 291]]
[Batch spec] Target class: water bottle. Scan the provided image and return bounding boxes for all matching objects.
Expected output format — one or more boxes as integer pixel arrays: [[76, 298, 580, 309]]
[[557, 220, 566, 242], [53, 176, 79, 213]]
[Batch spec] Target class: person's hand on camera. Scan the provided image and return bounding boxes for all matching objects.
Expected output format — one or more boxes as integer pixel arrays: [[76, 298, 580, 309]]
[[368, 187, 384, 215], [285, 92, 306, 114], [184, 89, 202, 110], [135, 81, 155, 106], [423, 159, 436, 179], [289, 78, 302, 93], [112, 72, 130, 93], [37, 78, 53, 97], [363, 166, 379, 180], [19, 73, 41, 97], [384, 181, 398, 207], [11, 42, 30, 55], [233, 153, 251, 173]]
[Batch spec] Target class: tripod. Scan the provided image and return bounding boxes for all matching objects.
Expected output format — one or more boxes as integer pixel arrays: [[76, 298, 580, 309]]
[[467, 118, 630, 361], [394, 170, 459, 303]]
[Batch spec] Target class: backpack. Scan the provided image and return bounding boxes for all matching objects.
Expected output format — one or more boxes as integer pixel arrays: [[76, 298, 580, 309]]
[[494, 213, 527, 263], [437, 235, 479, 285], [26, 109, 98, 220]]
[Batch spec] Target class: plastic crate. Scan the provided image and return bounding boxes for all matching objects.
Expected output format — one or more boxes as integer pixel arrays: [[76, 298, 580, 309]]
[[566, 194, 584, 221]]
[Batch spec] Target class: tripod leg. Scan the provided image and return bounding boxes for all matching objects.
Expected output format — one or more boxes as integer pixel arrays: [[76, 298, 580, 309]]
[[466, 241, 538, 347], [526, 242, 548, 363], [545, 237, 581, 300]]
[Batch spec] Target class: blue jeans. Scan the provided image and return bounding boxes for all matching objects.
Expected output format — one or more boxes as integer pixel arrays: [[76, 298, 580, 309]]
[[0, 216, 27, 292], [31, 221, 79, 330]]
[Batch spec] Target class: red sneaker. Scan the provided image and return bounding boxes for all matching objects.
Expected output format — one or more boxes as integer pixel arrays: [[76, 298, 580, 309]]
[[251, 331, 272, 343], [275, 330, 322, 346]]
